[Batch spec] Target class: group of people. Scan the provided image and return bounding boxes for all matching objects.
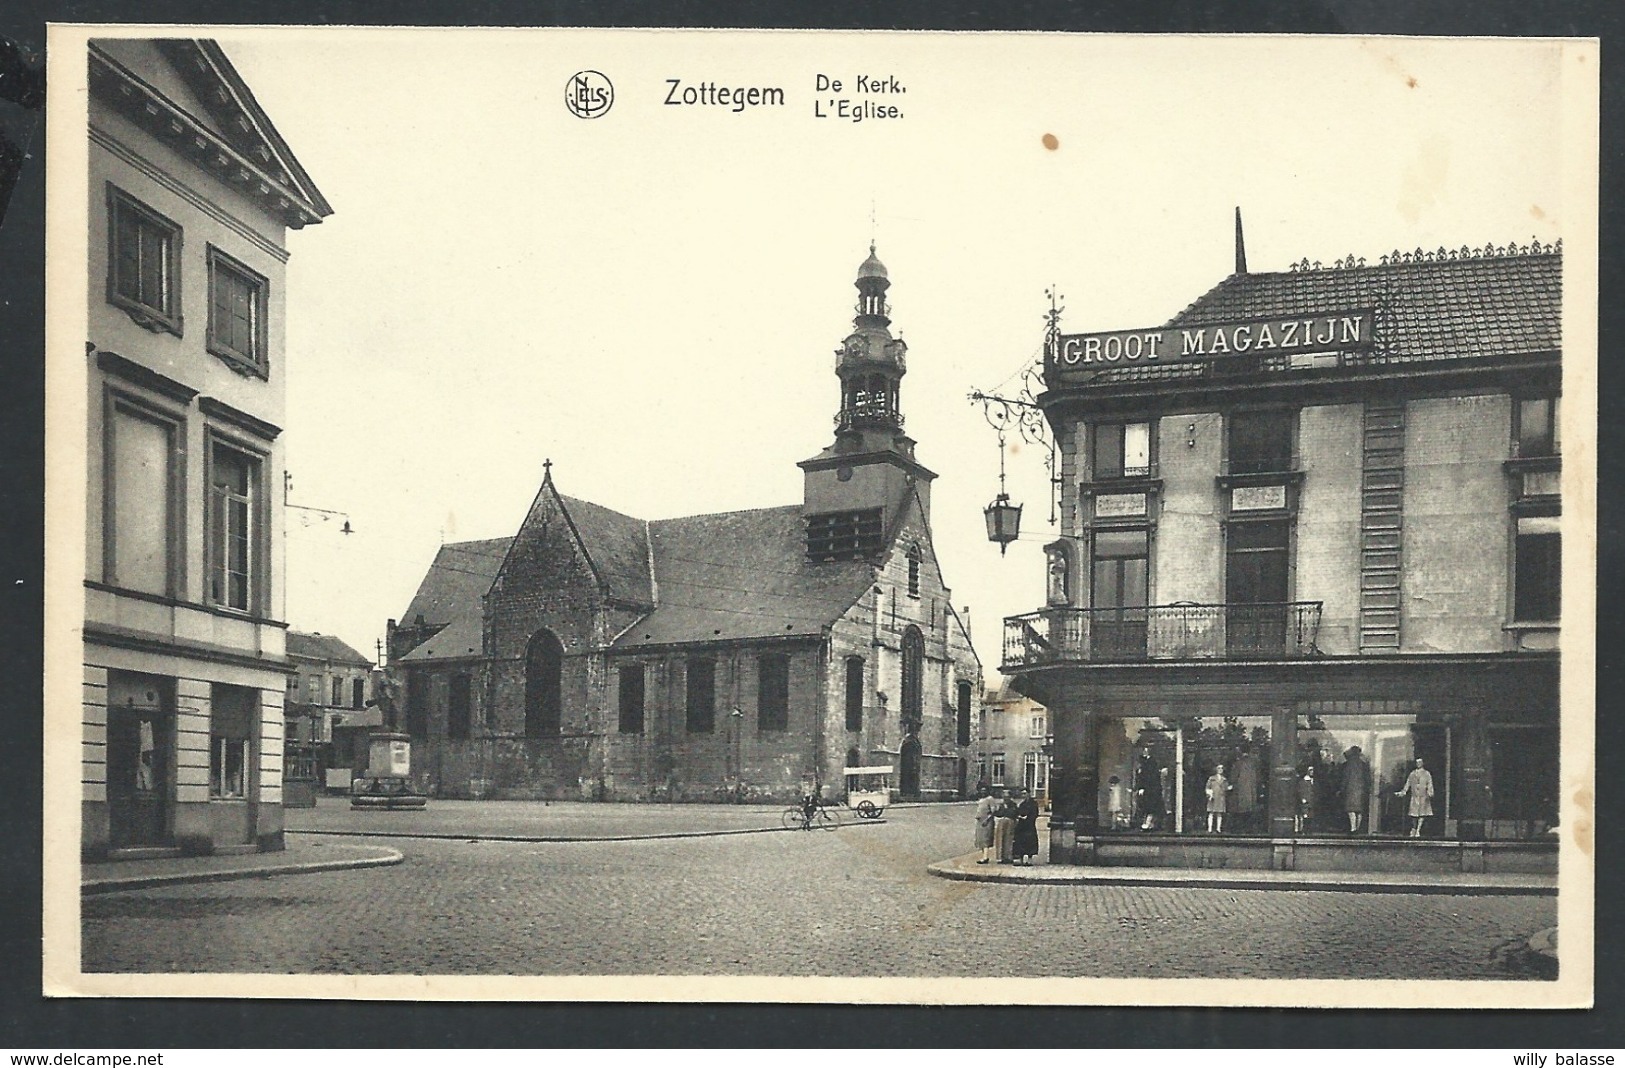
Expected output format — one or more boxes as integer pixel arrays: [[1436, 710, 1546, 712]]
[[973, 787, 1040, 865]]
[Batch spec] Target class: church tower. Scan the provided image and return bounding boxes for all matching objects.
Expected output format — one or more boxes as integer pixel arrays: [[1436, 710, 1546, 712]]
[[799, 245, 937, 561]]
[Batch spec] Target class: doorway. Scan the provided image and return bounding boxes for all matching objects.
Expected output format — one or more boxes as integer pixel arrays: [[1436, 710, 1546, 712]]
[[1225, 520, 1290, 655], [106, 672, 173, 849], [900, 735, 921, 797]]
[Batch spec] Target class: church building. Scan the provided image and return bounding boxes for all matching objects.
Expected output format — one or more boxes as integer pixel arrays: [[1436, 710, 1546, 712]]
[[387, 248, 983, 803]]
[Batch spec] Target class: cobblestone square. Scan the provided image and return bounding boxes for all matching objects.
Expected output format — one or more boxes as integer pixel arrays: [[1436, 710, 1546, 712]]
[[81, 804, 1556, 980]]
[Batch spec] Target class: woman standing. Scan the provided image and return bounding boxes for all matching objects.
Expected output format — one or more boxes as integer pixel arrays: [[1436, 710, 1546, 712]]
[[1395, 757, 1435, 838], [1013, 789, 1041, 865], [993, 791, 1018, 864], [972, 789, 997, 864]]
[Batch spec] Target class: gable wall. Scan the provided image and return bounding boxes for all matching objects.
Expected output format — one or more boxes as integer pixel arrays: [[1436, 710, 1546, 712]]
[[823, 494, 981, 798]]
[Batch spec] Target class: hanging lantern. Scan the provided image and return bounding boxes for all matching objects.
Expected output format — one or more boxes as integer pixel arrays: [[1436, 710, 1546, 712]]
[[984, 493, 1022, 554]]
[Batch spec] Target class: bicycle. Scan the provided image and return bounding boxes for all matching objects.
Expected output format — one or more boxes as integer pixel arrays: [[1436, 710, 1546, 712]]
[[781, 802, 839, 831]]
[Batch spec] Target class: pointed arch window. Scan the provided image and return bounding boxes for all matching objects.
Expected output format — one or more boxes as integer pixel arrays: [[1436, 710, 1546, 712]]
[[524, 630, 563, 736], [901, 625, 924, 732], [844, 655, 864, 732]]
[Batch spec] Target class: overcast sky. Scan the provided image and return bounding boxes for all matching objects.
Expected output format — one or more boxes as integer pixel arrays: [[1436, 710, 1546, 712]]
[[207, 29, 1576, 675]]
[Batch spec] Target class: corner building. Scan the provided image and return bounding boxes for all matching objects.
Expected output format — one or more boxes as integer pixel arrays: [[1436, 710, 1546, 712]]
[[1009, 236, 1561, 873], [81, 40, 331, 857], [390, 249, 982, 802]]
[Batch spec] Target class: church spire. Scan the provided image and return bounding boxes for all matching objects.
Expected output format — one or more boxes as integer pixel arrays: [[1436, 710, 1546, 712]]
[[832, 243, 909, 441], [799, 244, 936, 559]]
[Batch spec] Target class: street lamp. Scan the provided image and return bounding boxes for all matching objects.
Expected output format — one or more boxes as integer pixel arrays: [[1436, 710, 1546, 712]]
[[728, 706, 745, 802], [984, 492, 1022, 554], [969, 287, 1066, 547]]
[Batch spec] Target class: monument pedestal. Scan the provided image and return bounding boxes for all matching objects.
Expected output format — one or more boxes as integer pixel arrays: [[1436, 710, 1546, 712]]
[[349, 732, 428, 809]]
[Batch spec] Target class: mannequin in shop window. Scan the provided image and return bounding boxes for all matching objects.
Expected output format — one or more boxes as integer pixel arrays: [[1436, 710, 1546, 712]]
[[1395, 757, 1435, 838], [1135, 746, 1163, 831], [1205, 763, 1231, 833], [1341, 745, 1372, 834], [1231, 742, 1261, 833], [1107, 776, 1130, 829], [1295, 766, 1316, 834]]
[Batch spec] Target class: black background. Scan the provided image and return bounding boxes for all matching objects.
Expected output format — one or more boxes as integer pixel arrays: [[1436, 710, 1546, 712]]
[[1, 0, 1619, 1049]]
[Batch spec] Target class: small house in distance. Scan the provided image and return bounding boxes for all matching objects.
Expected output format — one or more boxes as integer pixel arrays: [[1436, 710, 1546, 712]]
[[283, 630, 374, 800]]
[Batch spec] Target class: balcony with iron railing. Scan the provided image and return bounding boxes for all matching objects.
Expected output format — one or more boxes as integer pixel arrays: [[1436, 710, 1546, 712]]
[[1002, 601, 1323, 669]]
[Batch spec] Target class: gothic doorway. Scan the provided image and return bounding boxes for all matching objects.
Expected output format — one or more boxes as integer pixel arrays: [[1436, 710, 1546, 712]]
[[525, 630, 563, 736], [900, 735, 921, 797]]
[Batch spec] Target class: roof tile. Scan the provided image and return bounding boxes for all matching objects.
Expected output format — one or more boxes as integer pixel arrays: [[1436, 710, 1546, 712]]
[[1079, 248, 1560, 387], [612, 505, 873, 649]]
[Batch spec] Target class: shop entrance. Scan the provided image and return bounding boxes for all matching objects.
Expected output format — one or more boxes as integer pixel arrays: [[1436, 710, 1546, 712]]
[[106, 672, 173, 849]]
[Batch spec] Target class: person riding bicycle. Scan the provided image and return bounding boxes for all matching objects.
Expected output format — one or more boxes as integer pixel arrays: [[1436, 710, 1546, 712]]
[[800, 790, 820, 826]]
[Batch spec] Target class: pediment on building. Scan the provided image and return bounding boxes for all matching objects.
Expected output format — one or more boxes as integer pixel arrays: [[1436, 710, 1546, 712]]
[[89, 38, 332, 228]]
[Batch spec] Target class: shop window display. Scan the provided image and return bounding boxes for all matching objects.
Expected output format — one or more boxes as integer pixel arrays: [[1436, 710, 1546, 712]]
[[1095, 715, 1271, 835], [1294, 713, 1452, 837]]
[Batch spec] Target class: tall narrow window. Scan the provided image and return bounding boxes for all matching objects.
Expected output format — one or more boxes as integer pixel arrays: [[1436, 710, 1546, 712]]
[[211, 737, 248, 799], [352, 678, 365, 710], [758, 653, 790, 731], [208, 442, 259, 612], [107, 186, 181, 334], [1514, 516, 1561, 622], [331, 677, 343, 705], [1091, 529, 1150, 659], [901, 626, 924, 729], [1226, 519, 1292, 655], [207, 247, 268, 377], [1227, 410, 1295, 475], [106, 402, 176, 596], [1091, 421, 1152, 479], [845, 656, 865, 732], [209, 684, 255, 800], [618, 665, 645, 734], [907, 545, 922, 597], [956, 680, 973, 747], [1226, 520, 1290, 603], [686, 657, 715, 733], [524, 630, 563, 736], [1517, 396, 1560, 458], [448, 674, 472, 740]]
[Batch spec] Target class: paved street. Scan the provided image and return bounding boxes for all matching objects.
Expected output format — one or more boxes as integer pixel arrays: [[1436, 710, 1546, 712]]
[[82, 804, 1554, 978], [285, 796, 807, 839]]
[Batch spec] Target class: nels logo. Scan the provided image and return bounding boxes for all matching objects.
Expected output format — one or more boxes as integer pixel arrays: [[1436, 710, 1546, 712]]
[[565, 70, 613, 119]]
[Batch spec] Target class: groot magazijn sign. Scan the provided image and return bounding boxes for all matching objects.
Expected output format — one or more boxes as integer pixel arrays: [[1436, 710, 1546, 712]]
[[1048, 309, 1374, 382]]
